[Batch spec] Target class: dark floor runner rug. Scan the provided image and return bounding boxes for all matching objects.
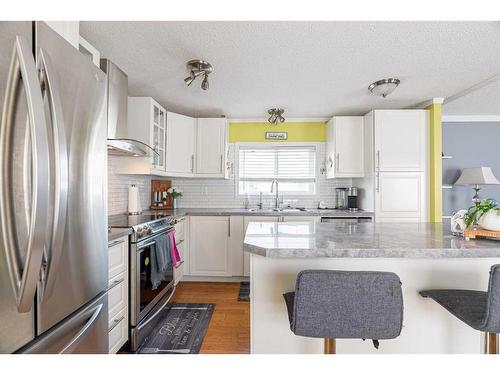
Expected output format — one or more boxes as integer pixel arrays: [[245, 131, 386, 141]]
[[238, 281, 250, 301], [138, 303, 215, 354]]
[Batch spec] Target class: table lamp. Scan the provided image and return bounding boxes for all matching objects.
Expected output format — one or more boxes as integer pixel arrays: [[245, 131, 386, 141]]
[[454, 167, 500, 205]]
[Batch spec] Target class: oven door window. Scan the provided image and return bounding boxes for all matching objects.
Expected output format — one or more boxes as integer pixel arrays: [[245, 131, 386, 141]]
[[138, 245, 173, 314]]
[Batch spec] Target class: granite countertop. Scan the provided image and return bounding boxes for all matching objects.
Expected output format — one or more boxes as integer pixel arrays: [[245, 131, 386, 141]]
[[243, 221, 500, 258], [108, 227, 132, 242], [143, 207, 373, 219]]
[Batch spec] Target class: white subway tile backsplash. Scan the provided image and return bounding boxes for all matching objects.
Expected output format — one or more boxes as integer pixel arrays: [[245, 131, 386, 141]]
[[107, 143, 352, 215]]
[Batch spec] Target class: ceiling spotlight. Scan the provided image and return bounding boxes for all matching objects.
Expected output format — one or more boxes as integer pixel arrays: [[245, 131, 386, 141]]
[[184, 59, 213, 90], [183, 70, 204, 86], [268, 108, 285, 125], [201, 73, 209, 91], [368, 78, 400, 98]]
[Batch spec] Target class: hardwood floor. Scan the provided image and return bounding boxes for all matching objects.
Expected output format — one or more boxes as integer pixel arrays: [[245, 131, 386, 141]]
[[172, 282, 250, 354]]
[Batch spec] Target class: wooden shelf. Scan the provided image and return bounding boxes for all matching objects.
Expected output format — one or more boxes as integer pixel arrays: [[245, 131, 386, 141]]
[[442, 155, 453, 159], [442, 185, 453, 189]]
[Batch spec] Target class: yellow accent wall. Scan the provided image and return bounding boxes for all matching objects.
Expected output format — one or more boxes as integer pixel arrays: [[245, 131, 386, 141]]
[[229, 122, 326, 143], [427, 103, 443, 222]]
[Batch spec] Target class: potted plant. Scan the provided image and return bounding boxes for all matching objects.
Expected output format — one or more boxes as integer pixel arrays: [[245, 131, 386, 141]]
[[167, 187, 182, 209], [465, 198, 500, 231]]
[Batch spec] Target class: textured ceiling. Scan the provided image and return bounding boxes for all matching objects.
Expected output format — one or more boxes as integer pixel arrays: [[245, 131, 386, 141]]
[[443, 80, 500, 116], [80, 21, 500, 118]]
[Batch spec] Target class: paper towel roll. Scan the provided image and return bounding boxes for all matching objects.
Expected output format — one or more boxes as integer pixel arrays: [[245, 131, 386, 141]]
[[128, 185, 141, 215]]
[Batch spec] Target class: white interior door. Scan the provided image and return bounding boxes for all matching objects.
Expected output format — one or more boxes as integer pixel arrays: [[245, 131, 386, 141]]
[[374, 110, 428, 172]]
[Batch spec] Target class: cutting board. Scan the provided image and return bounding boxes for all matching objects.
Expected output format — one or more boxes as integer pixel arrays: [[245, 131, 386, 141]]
[[464, 227, 500, 241]]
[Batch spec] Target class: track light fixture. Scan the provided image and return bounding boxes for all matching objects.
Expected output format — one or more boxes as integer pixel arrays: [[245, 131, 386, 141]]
[[184, 59, 213, 90], [268, 108, 285, 125]]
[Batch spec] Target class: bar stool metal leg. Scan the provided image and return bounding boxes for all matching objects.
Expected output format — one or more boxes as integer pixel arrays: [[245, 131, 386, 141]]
[[324, 338, 336, 354], [482, 332, 499, 354]]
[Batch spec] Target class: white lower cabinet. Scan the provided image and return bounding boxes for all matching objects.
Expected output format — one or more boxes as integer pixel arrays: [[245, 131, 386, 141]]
[[229, 216, 245, 277], [243, 216, 278, 277], [189, 216, 231, 277], [174, 218, 187, 284], [188, 215, 322, 278], [108, 307, 128, 354], [375, 172, 427, 222], [107, 235, 129, 354]]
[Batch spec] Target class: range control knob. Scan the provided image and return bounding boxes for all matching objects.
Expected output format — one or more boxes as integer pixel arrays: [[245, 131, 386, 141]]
[[136, 226, 145, 238], [145, 226, 153, 235]]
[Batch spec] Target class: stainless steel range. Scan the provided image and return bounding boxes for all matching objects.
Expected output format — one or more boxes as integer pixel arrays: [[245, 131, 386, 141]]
[[109, 213, 176, 351]]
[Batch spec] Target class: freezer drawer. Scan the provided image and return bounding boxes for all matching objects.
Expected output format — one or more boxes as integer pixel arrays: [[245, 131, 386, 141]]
[[19, 293, 108, 354]]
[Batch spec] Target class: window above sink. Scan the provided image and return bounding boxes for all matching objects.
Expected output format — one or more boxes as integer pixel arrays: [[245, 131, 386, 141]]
[[237, 144, 317, 196]]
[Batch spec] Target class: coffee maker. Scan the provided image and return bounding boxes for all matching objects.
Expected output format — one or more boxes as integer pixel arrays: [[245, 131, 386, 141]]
[[347, 187, 359, 211]]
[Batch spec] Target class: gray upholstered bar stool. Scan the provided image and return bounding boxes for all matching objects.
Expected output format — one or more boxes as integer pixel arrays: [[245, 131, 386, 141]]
[[420, 264, 500, 354], [283, 270, 404, 354]]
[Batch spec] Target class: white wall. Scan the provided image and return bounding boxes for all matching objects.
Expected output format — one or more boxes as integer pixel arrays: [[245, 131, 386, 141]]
[[108, 143, 352, 215]]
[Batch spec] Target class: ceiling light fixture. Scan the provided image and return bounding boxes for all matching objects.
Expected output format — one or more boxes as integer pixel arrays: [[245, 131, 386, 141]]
[[268, 108, 285, 125], [368, 78, 400, 98], [201, 72, 209, 90], [184, 59, 213, 90]]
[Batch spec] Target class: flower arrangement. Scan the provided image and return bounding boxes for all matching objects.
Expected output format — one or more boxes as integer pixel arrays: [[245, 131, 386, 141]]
[[465, 198, 500, 228], [166, 187, 183, 199]]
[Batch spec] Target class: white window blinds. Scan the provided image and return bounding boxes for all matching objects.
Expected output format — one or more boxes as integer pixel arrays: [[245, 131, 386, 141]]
[[238, 146, 317, 195]]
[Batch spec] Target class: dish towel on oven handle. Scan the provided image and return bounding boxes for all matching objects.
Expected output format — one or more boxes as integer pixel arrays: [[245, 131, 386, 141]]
[[151, 235, 171, 290], [168, 231, 182, 268]]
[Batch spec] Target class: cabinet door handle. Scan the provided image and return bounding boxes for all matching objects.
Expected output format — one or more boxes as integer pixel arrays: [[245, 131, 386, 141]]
[[191, 154, 194, 173], [327, 156, 333, 169], [336, 153, 340, 172], [376, 172, 380, 192], [108, 315, 125, 332], [376, 150, 381, 170], [228, 216, 231, 237], [108, 278, 125, 291], [220, 154, 223, 173]]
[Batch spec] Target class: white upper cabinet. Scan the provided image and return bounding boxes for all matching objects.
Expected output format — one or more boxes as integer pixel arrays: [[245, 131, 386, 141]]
[[165, 112, 196, 176], [126, 100, 228, 178], [128, 97, 167, 174], [326, 116, 364, 178], [196, 118, 228, 177], [364, 109, 429, 222], [373, 110, 428, 172]]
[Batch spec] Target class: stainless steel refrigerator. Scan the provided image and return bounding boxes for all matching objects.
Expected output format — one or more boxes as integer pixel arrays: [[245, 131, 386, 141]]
[[0, 21, 109, 353]]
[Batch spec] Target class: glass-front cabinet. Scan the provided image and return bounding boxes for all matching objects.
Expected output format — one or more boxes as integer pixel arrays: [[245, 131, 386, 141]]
[[152, 103, 166, 171], [128, 97, 168, 174]]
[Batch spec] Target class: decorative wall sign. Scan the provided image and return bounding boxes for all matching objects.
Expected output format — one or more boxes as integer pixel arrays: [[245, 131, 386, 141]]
[[265, 132, 288, 140]]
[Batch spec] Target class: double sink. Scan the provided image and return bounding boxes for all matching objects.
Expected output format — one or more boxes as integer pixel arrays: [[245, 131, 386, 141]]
[[246, 208, 310, 213]]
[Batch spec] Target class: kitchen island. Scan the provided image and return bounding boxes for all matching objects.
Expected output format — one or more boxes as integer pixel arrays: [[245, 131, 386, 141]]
[[244, 221, 500, 354]]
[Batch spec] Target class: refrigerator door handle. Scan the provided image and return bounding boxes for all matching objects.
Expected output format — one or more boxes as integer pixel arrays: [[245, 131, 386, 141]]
[[58, 303, 103, 354], [36, 48, 68, 301], [0, 36, 50, 313]]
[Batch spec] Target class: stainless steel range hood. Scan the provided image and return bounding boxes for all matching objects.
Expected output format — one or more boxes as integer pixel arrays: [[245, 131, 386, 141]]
[[100, 59, 157, 157]]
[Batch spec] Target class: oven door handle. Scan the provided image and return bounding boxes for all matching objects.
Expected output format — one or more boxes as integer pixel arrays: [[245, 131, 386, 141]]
[[136, 228, 175, 250]]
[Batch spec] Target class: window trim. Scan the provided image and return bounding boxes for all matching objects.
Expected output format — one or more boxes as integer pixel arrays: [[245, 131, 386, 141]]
[[234, 142, 320, 197]]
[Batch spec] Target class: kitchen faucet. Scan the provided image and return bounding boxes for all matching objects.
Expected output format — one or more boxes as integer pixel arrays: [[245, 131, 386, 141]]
[[271, 179, 280, 210]]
